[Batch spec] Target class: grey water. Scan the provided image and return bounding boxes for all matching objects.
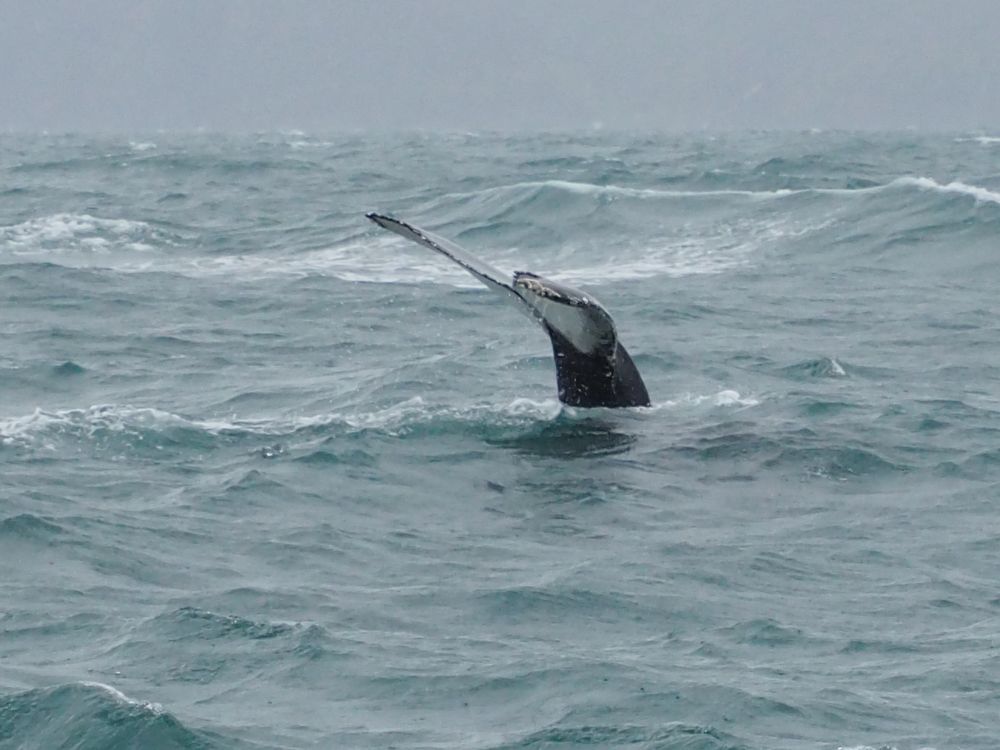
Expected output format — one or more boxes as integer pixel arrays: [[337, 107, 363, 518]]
[[2, 131, 1000, 750]]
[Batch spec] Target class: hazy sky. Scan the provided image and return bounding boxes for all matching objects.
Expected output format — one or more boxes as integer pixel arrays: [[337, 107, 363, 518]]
[[2, 0, 998, 132]]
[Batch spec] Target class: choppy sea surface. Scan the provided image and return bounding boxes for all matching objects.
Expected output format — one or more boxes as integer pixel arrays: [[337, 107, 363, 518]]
[[2, 131, 1000, 750]]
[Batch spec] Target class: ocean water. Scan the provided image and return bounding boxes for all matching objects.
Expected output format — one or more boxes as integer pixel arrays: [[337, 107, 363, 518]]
[[2, 131, 999, 750]]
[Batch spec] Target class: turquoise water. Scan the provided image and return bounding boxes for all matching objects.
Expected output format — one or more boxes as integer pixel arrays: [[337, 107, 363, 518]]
[[2, 131, 1000, 750]]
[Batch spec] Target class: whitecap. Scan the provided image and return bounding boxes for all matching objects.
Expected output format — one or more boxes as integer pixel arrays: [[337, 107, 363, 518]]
[[288, 139, 334, 150], [893, 176, 1000, 206], [954, 135, 1000, 145], [0, 213, 162, 257], [655, 390, 761, 410], [78, 681, 163, 715], [447, 179, 801, 201], [441, 176, 1000, 208], [499, 397, 564, 420], [0, 405, 203, 448]]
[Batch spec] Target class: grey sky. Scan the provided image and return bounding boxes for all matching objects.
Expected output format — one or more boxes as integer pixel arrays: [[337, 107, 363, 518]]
[[2, 0, 998, 132]]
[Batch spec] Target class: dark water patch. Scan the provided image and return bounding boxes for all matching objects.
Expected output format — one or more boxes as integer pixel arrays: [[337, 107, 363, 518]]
[[289, 623, 340, 661], [0, 682, 228, 750], [211, 390, 288, 409], [798, 400, 858, 417], [9, 154, 132, 173], [763, 445, 907, 479], [671, 431, 782, 463], [355, 665, 581, 706], [883, 215, 990, 249], [718, 618, 818, 648], [476, 586, 644, 624], [520, 475, 624, 509], [917, 416, 950, 431], [52, 360, 86, 376], [489, 418, 637, 458], [916, 398, 1000, 420], [925, 318, 983, 332], [713, 473, 757, 483], [158, 606, 295, 641], [293, 446, 378, 466], [747, 551, 836, 582], [846, 177, 881, 189], [187, 586, 315, 613], [944, 448, 1000, 476], [491, 723, 747, 750], [0, 610, 107, 641], [0, 512, 64, 540], [210, 469, 292, 504], [157, 192, 189, 203], [123, 152, 311, 175], [85, 546, 192, 589], [726, 351, 775, 370], [639, 684, 807, 728], [840, 638, 921, 654], [221, 468, 280, 491], [928, 597, 963, 609]]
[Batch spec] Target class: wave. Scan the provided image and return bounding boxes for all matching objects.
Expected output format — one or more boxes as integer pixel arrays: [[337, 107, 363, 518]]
[[4, 173, 995, 285], [0, 176, 1000, 288], [0, 398, 564, 452], [458, 178, 799, 200], [0, 682, 225, 750], [444, 175, 1000, 205], [0, 512, 65, 541], [157, 213, 818, 285], [552, 218, 816, 284], [955, 135, 1000, 145], [338, 175, 997, 284], [0, 389, 758, 456], [148, 606, 298, 641], [663, 419, 912, 479], [490, 722, 745, 750], [896, 176, 1000, 206]]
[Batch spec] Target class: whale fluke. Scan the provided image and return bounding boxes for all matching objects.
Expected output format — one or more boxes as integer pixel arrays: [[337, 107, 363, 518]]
[[366, 213, 650, 408]]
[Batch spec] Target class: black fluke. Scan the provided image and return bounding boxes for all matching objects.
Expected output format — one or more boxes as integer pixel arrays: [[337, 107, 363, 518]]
[[366, 213, 650, 408]]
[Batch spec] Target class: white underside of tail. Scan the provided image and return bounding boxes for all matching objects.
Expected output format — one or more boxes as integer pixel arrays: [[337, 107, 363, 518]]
[[366, 213, 613, 353]]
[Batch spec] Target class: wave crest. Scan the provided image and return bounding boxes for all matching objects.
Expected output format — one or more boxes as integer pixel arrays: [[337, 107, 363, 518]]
[[0, 397, 568, 454], [893, 176, 1000, 206], [0, 682, 211, 750]]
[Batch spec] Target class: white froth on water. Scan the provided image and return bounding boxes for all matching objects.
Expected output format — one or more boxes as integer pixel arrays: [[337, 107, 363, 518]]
[[78, 681, 164, 715], [154, 215, 818, 285], [954, 135, 1000, 145], [0, 396, 569, 450], [894, 176, 1000, 206], [0, 213, 162, 257]]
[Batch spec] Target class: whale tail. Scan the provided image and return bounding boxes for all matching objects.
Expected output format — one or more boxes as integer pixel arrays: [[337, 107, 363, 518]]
[[366, 213, 650, 408]]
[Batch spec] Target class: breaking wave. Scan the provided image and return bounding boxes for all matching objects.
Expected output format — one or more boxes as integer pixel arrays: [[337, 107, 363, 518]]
[[0, 682, 224, 750]]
